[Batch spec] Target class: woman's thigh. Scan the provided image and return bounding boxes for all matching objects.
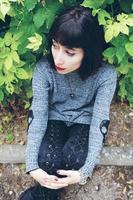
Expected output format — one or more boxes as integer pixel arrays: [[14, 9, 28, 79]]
[[62, 123, 90, 170], [38, 120, 69, 175]]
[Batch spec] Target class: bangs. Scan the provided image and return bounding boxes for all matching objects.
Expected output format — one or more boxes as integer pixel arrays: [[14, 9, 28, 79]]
[[47, 5, 106, 80], [50, 19, 85, 48]]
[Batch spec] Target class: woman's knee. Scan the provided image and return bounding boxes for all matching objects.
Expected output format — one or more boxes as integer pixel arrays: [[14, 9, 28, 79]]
[[38, 151, 62, 175], [62, 143, 88, 170], [62, 125, 89, 170], [38, 120, 68, 174]]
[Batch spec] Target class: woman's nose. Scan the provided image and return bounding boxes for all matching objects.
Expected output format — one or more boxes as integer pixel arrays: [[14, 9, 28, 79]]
[[55, 50, 64, 65]]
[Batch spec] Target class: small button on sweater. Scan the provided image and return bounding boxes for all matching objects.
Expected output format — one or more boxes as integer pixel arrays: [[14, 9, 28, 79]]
[[26, 56, 117, 184]]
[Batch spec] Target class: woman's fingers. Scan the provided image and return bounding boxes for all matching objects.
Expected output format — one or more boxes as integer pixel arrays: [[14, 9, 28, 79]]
[[56, 170, 81, 184], [55, 177, 70, 184], [40, 174, 69, 189], [44, 178, 69, 186], [45, 175, 58, 181], [42, 181, 68, 189]]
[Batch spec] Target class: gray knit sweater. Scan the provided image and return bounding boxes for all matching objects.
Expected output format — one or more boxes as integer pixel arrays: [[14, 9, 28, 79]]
[[26, 56, 117, 185]]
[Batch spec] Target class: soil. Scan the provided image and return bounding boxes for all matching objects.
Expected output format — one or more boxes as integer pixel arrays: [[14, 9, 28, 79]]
[[0, 102, 133, 200]]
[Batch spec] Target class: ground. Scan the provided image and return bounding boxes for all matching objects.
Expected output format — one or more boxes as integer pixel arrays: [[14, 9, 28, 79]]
[[0, 102, 133, 200]]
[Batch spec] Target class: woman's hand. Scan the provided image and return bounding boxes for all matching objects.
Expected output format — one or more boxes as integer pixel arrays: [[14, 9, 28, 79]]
[[29, 168, 69, 189], [56, 169, 81, 185]]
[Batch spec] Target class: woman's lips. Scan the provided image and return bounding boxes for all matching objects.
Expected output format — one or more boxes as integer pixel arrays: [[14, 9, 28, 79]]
[[55, 65, 66, 71]]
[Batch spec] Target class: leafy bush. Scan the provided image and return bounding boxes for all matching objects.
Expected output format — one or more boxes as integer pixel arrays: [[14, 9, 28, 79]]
[[0, 0, 133, 108]]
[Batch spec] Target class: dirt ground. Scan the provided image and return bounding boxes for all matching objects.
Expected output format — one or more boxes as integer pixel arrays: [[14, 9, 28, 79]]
[[0, 102, 133, 200]]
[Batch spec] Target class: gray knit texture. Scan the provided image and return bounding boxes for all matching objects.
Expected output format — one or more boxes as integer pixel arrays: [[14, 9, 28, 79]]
[[26, 57, 117, 184]]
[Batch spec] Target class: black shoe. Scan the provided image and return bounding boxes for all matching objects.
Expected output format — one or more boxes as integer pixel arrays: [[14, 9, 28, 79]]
[[18, 185, 47, 200], [46, 188, 61, 200]]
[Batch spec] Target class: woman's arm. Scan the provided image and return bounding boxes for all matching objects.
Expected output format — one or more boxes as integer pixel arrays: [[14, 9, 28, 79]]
[[26, 61, 71, 189], [78, 65, 117, 185], [26, 61, 49, 173]]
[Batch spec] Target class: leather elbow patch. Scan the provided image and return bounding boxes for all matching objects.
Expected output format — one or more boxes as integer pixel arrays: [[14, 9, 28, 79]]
[[100, 120, 110, 143], [27, 110, 34, 133]]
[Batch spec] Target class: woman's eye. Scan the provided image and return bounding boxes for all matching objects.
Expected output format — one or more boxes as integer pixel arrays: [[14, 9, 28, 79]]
[[66, 51, 75, 56], [52, 43, 58, 49]]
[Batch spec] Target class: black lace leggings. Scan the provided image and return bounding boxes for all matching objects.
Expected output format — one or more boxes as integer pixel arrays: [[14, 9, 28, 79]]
[[18, 120, 90, 200]]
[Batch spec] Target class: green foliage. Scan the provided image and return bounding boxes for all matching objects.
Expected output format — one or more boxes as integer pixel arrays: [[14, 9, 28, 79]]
[[5, 131, 14, 143], [19, 163, 26, 171], [81, 0, 133, 106], [0, 0, 133, 107]]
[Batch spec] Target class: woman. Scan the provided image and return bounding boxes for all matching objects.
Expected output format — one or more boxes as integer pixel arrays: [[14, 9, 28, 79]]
[[19, 5, 117, 200]]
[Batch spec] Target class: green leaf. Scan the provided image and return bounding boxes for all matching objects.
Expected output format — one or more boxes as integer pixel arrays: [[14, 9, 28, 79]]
[[24, 0, 37, 11], [92, 9, 100, 16], [116, 47, 126, 63], [11, 51, 20, 63], [127, 68, 133, 83], [27, 33, 42, 51], [103, 47, 115, 58], [19, 163, 26, 172], [16, 68, 29, 79], [104, 0, 115, 4], [111, 35, 128, 47], [0, 89, 4, 101], [13, 32, 23, 40], [26, 88, 33, 98], [120, 23, 129, 35], [118, 79, 127, 100], [17, 25, 37, 55], [81, 0, 104, 9], [6, 83, 14, 94], [116, 63, 130, 74], [126, 18, 133, 26], [24, 101, 31, 109], [0, 47, 10, 59], [33, 8, 46, 28], [0, 62, 3, 70], [7, 4, 16, 17], [98, 9, 111, 25], [0, 74, 5, 86], [0, 38, 4, 48], [11, 41, 19, 50], [125, 42, 133, 56], [15, 60, 25, 68], [108, 57, 114, 64], [117, 13, 128, 22], [44, 2, 62, 30], [4, 56, 13, 70], [5, 132, 14, 143], [120, 0, 133, 13], [127, 94, 133, 104], [113, 22, 121, 37], [5, 72, 15, 83], [105, 26, 114, 42], [104, 0, 114, 4], [0, 11, 5, 21], [129, 35, 133, 42], [0, 0, 10, 19], [4, 32, 12, 46]]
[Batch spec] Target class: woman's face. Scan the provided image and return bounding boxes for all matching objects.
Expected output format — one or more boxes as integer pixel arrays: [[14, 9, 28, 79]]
[[51, 39, 84, 74]]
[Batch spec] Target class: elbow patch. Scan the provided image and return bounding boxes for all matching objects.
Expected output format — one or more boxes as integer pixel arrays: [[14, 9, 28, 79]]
[[100, 120, 110, 144], [27, 110, 34, 133]]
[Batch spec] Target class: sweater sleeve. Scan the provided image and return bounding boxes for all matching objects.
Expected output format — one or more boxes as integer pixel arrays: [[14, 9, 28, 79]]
[[78, 65, 117, 185], [25, 61, 50, 173]]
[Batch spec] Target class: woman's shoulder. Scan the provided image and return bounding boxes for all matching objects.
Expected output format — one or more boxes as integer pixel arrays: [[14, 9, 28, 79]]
[[98, 61, 117, 80], [34, 56, 55, 78], [36, 56, 52, 72]]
